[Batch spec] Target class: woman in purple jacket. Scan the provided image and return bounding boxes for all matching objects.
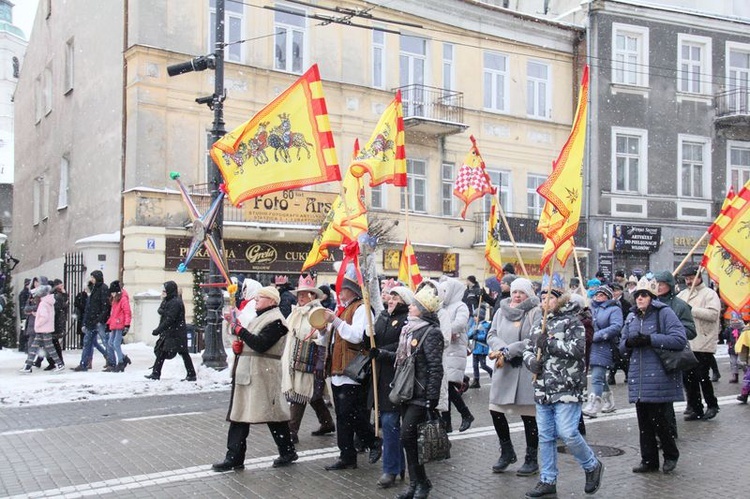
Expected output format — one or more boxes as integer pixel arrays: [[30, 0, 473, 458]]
[[619, 278, 687, 475]]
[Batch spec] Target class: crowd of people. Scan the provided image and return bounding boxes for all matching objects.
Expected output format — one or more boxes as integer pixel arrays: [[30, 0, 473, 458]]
[[14, 262, 749, 498]]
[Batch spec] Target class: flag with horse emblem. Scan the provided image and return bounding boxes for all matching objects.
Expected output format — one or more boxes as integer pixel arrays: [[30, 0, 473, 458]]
[[485, 194, 504, 277], [349, 91, 407, 187], [211, 64, 341, 206], [454, 135, 494, 219]]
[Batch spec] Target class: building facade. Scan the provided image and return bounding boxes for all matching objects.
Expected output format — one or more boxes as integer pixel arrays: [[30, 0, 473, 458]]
[[13, 0, 584, 341]]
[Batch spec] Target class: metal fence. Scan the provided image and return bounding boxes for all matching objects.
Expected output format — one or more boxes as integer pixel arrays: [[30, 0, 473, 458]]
[[394, 84, 465, 124], [715, 87, 750, 117], [62, 251, 87, 350]]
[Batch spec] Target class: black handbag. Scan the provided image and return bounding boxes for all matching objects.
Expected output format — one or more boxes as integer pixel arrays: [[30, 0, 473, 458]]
[[417, 410, 452, 464], [343, 351, 371, 383], [656, 343, 699, 373], [389, 333, 428, 405]]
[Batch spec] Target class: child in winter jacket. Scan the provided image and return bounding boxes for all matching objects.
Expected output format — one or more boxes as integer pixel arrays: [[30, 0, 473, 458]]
[[468, 304, 493, 388]]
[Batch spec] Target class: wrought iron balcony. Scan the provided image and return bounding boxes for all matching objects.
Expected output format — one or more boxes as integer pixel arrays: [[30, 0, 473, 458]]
[[715, 88, 750, 127], [394, 84, 468, 136]]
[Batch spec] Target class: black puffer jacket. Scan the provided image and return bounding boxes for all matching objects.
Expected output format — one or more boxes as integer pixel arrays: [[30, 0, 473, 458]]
[[53, 290, 69, 337], [370, 302, 409, 412], [152, 281, 188, 354], [83, 271, 109, 329], [408, 313, 444, 406], [278, 284, 297, 318]]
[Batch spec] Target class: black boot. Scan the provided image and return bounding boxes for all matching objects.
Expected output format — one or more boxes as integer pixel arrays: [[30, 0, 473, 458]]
[[492, 440, 517, 473], [607, 371, 616, 385], [516, 447, 539, 476], [122, 355, 132, 371], [468, 379, 481, 389], [396, 481, 417, 499], [459, 412, 475, 432], [212, 450, 245, 472], [413, 479, 432, 499], [441, 412, 453, 434]]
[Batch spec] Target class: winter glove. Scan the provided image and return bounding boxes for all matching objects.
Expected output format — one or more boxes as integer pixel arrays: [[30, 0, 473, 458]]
[[536, 333, 549, 351], [626, 334, 651, 348], [231, 340, 243, 355], [506, 341, 527, 359], [426, 399, 439, 410], [527, 357, 543, 375], [152, 329, 159, 336], [123, 326, 130, 335], [368, 347, 380, 360]]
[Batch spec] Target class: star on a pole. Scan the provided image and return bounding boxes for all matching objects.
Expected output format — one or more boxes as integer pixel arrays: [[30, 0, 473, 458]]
[[171, 172, 232, 290]]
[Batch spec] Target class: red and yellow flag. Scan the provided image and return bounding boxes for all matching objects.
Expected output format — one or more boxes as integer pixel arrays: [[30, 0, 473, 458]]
[[538, 201, 576, 269], [715, 181, 750, 269], [211, 64, 340, 205], [454, 135, 494, 219], [536, 65, 589, 268], [485, 194, 504, 277], [349, 91, 407, 187], [702, 183, 750, 310], [398, 239, 423, 290]]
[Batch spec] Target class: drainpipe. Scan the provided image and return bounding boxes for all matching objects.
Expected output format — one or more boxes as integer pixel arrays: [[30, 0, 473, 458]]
[[118, 0, 129, 282]]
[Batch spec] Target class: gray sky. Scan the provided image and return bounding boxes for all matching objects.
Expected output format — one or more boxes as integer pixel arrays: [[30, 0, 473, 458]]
[[13, 0, 39, 40]]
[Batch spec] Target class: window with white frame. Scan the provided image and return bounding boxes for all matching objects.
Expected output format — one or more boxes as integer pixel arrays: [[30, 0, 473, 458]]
[[33, 178, 40, 225], [527, 60, 550, 118], [526, 174, 545, 218], [727, 42, 750, 113], [43, 65, 52, 115], [483, 170, 511, 214], [612, 127, 648, 193], [58, 156, 69, 210], [209, 0, 243, 62], [401, 159, 426, 213], [728, 142, 750, 193], [677, 34, 711, 94], [443, 43, 455, 92], [41, 177, 50, 221], [612, 23, 649, 87], [34, 75, 42, 123], [372, 29, 386, 89], [64, 38, 74, 93], [483, 51, 508, 112], [679, 136, 710, 198], [441, 162, 454, 216], [370, 184, 385, 209], [275, 4, 306, 74]]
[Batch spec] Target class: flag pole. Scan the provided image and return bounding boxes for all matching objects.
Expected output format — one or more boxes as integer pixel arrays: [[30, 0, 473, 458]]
[[571, 240, 588, 299], [496, 196, 529, 279], [673, 231, 709, 276]]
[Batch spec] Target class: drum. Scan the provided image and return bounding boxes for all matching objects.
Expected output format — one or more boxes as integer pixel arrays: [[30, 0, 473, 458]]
[[309, 307, 329, 329]]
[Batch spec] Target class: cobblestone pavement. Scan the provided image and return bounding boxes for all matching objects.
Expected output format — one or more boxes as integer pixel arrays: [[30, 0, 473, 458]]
[[0, 357, 746, 499]]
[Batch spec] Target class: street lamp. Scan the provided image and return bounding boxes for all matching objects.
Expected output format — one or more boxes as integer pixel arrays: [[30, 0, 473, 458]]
[[167, 0, 227, 370]]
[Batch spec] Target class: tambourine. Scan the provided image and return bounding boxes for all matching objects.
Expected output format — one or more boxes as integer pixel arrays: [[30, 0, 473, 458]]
[[308, 307, 329, 330]]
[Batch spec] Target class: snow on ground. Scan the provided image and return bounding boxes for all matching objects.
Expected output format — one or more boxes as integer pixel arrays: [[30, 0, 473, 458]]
[[0, 343, 231, 407]]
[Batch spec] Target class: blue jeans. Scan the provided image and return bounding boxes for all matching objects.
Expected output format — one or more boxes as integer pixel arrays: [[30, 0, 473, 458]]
[[536, 402, 597, 484], [80, 323, 108, 368], [107, 330, 124, 365], [590, 365, 611, 397], [381, 411, 404, 475]]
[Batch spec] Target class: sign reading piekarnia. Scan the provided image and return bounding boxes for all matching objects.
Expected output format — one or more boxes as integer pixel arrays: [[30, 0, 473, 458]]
[[242, 190, 337, 225], [166, 237, 342, 273]]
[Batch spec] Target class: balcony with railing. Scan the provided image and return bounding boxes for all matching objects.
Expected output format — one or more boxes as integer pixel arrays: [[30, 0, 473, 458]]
[[394, 84, 468, 136], [715, 88, 750, 128], [473, 211, 588, 247]]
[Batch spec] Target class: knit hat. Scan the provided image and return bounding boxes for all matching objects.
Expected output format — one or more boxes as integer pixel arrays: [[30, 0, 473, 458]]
[[593, 285, 613, 300], [390, 286, 414, 305], [510, 277, 534, 298], [38, 276, 49, 286], [586, 278, 601, 288], [501, 274, 516, 286], [51, 278, 63, 289], [254, 286, 280, 304], [413, 286, 442, 313], [109, 280, 122, 293], [680, 265, 701, 277], [633, 276, 658, 298]]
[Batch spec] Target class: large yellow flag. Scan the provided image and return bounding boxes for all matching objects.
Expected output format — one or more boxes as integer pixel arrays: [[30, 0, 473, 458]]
[[301, 169, 368, 271], [211, 64, 340, 206], [349, 91, 407, 187], [715, 180, 750, 269], [454, 135, 494, 219], [398, 239, 423, 291], [702, 183, 750, 310], [485, 194, 504, 277], [538, 201, 575, 269], [536, 65, 589, 265]]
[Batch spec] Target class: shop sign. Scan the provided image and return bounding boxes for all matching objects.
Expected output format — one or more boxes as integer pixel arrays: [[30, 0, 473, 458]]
[[610, 225, 661, 253], [597, 252, 613, 282], [242, 189, 336, 225], [165, 237, 342, 273], [382, 249, 459, 277]]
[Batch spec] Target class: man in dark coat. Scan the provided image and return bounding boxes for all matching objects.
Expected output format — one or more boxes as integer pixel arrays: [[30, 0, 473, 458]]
[[274, 275, 297, 318], [18, 278, 31, 352], [145, 281, 196, 381], [74, 271, 110, 371]]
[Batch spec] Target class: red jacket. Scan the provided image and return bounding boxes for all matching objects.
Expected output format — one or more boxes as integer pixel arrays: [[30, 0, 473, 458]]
[[107, 289, 132, 330]]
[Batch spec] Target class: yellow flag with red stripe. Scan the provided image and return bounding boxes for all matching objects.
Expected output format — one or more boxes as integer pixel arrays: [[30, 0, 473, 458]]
[[714, 180, 750, 269], [485, 194, 503, 277], [211, 64, 340, 206], [398, 239, 423, 291]]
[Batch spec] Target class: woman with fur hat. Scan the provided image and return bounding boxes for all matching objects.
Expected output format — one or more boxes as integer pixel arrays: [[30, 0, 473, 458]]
[[583, 286, 623, 418], [394, 285, 444, 499], [214, 285, 297, 471], [486, 277, 541, 475], [19, 282, 65, 373], [619, 277, 686, 474], [281, 275, 334, 444]]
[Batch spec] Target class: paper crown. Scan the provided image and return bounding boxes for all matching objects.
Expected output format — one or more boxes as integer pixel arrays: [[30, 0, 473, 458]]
[[634, 276, 658, 297], [413, 286, 442, 313], [381, 278, 398, 293], [298, 274, 316, 289], [274, 275, 289, 285]]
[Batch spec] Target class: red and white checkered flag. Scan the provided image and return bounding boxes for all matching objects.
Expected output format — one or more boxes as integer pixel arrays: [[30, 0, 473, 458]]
[[453, 135, 495, 219]]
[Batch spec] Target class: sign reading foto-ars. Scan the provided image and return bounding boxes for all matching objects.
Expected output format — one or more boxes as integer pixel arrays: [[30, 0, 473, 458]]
[[243, 190, 336, 225]]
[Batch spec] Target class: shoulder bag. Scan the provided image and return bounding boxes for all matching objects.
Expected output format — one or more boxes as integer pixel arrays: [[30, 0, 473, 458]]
[[388, 332, 428, 405], [343, 349, 371, 383], [417, 409, 452, 464], [651, 308, 699, 373]]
